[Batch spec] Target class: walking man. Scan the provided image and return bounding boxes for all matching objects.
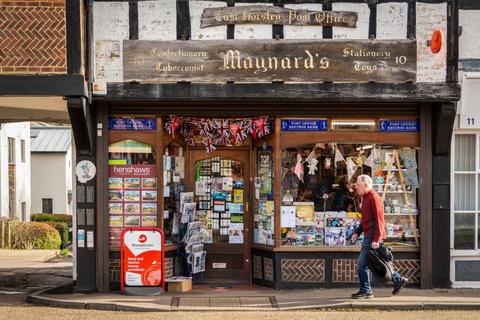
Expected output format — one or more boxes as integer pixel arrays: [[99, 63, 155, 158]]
[[351, 174, 408, 299]]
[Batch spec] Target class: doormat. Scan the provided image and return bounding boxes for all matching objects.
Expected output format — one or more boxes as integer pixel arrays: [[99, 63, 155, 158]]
[[171, 296, 277, 309], [209, 285, 232, 290]]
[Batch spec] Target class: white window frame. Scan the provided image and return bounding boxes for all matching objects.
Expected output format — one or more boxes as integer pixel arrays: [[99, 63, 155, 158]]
[[450, 131, 480, 287]]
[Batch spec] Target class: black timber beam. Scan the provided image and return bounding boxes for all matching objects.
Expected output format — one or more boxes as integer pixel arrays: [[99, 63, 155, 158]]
[[106, 82, 461, 103], [68, 97, 94, 156], [432, 102, 457, 156], [66, 0, 83, 74], [0, 75, 85, 96]]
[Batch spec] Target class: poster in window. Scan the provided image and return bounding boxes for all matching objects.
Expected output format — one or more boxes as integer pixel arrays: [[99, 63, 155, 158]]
[[124, 190, 140, 202], [124, 178, 141, 189], [142, 190, 157, 202], [109, 215, 124, 227], [109, 190, 123, 201], [125, 216, 141, 226], [109, 203, 123, 214], [108, 178, 123, 189], [142, 215, 158, 227], [142, 178, 157, 189], [142, 203, 157, 215], [124, 203, 141, 215]]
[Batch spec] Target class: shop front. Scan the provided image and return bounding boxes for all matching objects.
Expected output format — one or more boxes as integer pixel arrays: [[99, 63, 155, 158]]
[[92, 100, 435, 290], [74, 0, 460, 293]]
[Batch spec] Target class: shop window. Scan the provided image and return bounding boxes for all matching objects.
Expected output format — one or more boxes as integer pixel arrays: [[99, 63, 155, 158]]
[[452, 134, 480, 252], [280, 143, 419, 247], [191, 157, 245, 244], [108, 139, 156, 250], [163, 141, 186, 245], [254, 146, 274, 246]]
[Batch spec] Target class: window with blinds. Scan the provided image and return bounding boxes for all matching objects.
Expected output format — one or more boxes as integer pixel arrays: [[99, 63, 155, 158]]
[[452, 134, 479, 251]]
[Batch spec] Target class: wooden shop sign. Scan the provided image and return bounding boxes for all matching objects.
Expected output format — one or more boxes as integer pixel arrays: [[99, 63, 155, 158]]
[[123, 39, 417, 83], [200, 5, 357, 28]]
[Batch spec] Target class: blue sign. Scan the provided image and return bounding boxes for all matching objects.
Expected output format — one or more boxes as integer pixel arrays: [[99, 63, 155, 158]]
[[108, 118, 156, 131], [281, 120, 327, 132], [379, 120, 420, 132]]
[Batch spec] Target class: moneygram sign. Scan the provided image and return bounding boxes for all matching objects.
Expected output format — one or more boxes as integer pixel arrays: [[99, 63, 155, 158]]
[[120, 228, 165, 291]]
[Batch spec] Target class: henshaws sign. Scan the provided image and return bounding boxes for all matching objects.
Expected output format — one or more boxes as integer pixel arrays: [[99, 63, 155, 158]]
[[123, 39, 416, 83]]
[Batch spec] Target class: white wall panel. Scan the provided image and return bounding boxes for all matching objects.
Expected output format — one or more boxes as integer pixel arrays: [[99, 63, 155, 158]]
[[376, 2, 408, 40], [190, 1, 227, 40], [93, 2, 129, 92], [416, 2, 447, 82], [138, 0, 176, 40], [459, 10, 480, 60]]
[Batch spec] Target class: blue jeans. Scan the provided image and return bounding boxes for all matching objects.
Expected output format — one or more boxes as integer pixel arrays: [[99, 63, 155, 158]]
[[357, 242, 402, 293]]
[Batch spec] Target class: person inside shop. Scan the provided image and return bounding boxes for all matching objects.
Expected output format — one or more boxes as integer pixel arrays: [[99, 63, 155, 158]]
[[351, 174, 409, 299], [312, 172, 335, 211], [331, 176, 360, 212]]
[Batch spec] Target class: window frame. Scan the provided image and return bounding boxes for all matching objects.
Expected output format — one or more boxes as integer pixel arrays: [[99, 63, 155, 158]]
[[42, 198, 53, 214], [8, 137, 15, 164], [451, 132, 480, 257], [20, 139, 26, 163]]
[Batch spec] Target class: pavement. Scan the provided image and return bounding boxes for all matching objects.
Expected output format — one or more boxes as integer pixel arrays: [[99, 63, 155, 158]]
[[1, 250, 479, 312], [27, 285, 480, 312], [0, 249, 72, 291]]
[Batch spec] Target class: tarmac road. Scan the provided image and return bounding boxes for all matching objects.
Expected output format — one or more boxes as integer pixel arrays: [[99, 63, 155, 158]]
[[1, 293, 480, 320]]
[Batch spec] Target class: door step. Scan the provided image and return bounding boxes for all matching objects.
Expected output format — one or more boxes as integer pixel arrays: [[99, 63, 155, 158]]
[[171, 296, 277, 309]]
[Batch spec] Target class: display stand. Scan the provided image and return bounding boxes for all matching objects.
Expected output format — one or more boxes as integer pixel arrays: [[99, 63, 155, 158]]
[[381, 149, 419, 246]]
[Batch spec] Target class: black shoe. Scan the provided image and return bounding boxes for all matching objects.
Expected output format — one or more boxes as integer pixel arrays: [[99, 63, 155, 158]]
[[392, 277, 408, 295], [351, 291, 374, 299]]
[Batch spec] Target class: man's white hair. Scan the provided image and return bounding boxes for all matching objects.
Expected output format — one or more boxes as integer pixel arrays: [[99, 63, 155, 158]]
[[357, 174, 373, 189]]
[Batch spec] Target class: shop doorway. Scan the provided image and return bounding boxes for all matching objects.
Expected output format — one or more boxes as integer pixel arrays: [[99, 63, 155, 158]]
[[188, 148, 251, 283]]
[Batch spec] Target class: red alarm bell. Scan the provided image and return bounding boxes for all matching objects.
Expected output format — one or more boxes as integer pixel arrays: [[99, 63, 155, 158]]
[[430, 29, 443, 54]]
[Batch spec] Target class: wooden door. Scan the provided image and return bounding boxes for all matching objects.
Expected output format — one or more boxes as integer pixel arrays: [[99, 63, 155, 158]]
[[188, 148, 250, 283]]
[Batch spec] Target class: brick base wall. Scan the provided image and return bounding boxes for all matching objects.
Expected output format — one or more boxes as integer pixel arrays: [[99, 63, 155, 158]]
[[281, 259, 325, 283]]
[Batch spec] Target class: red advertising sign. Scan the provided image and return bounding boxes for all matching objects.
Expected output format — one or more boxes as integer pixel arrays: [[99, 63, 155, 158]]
[[120, 227, 165, 291], [109, 164, 157, 178]]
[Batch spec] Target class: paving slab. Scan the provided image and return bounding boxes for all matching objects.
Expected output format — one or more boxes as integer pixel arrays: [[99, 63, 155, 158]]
[[27, 287, 480, 312]]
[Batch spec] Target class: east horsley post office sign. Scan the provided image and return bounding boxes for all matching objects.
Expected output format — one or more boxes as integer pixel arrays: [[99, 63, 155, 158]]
[[200, 5, 358, 28], [123, 39, 417, 83]]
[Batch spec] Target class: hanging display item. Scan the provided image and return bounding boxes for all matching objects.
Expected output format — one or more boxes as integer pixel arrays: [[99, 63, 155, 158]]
[[164, 116, 272, 154]]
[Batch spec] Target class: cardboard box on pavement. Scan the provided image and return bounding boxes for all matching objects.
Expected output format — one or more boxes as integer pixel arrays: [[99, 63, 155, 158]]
[[166, 277, 192, 292]]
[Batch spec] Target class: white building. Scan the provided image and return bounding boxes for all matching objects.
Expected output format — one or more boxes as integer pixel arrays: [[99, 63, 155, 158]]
[[450, 3, 480, 287], [30, 126, 73, 215], [0, 122, 31, 220]]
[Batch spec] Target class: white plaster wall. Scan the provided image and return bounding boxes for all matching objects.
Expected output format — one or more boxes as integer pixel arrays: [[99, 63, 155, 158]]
[[416, 2, 447, 82], [93, 1, 129, 93], [190, 1, 227, 40], [0, 122, 31, 220], [376, 2, 408, 40], [459, 10, 480, 60], [283, 4, 323, 40], [31, 153, 69, 214], [138, 0, 176, 40], [234, 3, 272, 40], [332, 3, 369, 39]]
